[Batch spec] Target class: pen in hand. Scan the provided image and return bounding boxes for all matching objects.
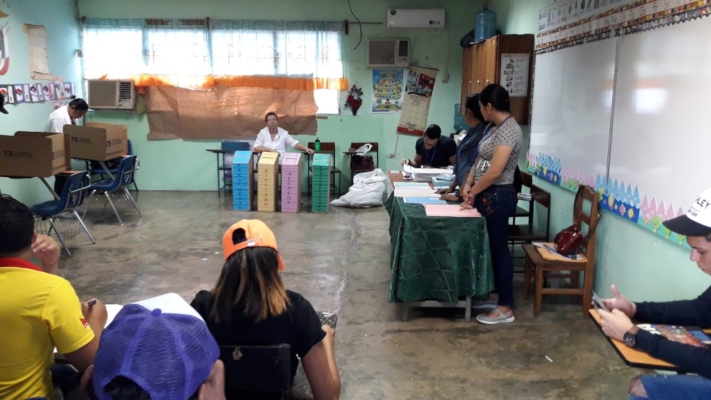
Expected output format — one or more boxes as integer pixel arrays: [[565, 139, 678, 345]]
[[87, 299, 97, 306]]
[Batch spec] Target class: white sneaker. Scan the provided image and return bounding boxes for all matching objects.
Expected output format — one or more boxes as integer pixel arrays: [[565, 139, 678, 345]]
[[476, 309, 515, 325]]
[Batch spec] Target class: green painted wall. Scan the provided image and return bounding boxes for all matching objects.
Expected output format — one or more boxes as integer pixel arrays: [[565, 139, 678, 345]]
[[0, 0, 83, 205], [495, 0, 709, 301], [76, 0, 488, 191]]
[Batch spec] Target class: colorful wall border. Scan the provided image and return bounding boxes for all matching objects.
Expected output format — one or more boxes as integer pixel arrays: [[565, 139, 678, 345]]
[[526, 151, 689, 248], [536, 0, 711, 54]]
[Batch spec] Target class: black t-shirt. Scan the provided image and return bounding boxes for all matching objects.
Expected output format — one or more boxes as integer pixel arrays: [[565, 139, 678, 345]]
[[415, 136, 457, 168], [190, 289, 326, 384]]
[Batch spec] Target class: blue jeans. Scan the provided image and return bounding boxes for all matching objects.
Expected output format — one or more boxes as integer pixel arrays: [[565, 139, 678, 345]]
[[629, 374, 711, 399], [475, 184, 517, 307]]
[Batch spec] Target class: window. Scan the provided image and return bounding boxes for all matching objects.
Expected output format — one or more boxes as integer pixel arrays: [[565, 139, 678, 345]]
[[83, 19, 344, 113]]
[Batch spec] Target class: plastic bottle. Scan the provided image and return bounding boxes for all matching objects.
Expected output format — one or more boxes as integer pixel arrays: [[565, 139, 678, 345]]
[[315, 138, 321, 152], [474, 2, 497, 43]]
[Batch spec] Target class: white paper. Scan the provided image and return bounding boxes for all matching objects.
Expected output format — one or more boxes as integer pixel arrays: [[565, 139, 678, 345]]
[[394, 187, 438, 197]]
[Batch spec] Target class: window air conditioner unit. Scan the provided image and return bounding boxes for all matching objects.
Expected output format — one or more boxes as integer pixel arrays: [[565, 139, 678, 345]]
[[386, 9, 445, 30], [87, 79, 135, 110], [367, 39, 410, 69]]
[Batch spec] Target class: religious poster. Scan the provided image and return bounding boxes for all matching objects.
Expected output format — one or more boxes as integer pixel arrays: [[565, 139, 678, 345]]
[[371, 69, 404, 113], [396, 66, 438, 136], [500, 53, 530, 97]]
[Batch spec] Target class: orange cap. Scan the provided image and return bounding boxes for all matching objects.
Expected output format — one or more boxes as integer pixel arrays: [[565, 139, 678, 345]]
[[222, 219, 285, 271]]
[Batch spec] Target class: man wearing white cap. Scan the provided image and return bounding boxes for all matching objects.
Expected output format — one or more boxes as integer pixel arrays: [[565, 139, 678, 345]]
[[598, 188, 711, 399]]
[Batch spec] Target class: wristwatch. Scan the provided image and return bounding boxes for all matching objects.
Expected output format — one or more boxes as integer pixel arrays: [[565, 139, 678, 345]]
[[623, 326, 639, 348]]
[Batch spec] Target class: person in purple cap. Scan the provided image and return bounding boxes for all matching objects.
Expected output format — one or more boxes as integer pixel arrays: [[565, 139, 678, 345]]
[[598, 188, 711, 399], [81, 304, 225, 400]]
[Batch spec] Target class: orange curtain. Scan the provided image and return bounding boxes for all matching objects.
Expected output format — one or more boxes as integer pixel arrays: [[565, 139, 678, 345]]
[[121, 74, 348, 91]]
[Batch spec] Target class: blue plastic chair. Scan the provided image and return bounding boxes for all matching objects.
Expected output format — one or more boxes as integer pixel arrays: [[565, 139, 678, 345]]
[[83, 156, 142, 225], [89, 140, 138, 191], [30, 171, 96, 257]]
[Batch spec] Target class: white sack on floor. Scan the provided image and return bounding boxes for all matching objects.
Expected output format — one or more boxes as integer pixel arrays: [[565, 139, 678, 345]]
[[331, 168, 391, 208]]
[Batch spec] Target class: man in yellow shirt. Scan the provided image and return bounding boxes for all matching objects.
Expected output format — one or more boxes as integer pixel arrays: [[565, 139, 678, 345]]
[[0, 195, 107, 399]]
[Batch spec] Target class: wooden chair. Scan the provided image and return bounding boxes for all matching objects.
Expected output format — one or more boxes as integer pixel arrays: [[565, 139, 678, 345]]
[[220, 344, 291, 400], [522, 185, 600, 317], [307, 142, 341, 196], [345, 142, 379, 184], [508, 184, 551, 247], [514, 170, 533, 219]]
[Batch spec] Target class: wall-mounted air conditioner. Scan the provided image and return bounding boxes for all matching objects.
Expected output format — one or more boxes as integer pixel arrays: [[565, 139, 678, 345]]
[[367, 39, 410, 69], [386, 9, 445, 30], [87, 79, 135, 110]]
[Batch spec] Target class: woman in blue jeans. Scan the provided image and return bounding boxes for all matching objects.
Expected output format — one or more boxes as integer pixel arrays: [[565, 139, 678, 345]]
[[461, 84, 522, 325]]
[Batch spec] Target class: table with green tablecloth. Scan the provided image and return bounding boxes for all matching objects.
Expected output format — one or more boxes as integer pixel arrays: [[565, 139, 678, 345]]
[[385, 176, 495, 321]]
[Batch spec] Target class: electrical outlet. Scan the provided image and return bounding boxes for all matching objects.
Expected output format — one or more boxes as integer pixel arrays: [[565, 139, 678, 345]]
[[387, 153, 395, 158], [442, 72, 450, 83]]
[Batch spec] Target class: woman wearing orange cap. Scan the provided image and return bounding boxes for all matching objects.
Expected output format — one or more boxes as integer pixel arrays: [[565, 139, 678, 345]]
[[191, 219, 340, 400]]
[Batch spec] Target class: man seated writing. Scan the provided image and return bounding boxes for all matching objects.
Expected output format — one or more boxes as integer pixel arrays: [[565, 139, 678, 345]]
[[0, 195, 107, 399], [598, 188, 711, 399], [401, 124, 457, 168]]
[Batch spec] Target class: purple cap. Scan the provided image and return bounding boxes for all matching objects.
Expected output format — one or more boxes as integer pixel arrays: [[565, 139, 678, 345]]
[[92, 304, 219, 400]]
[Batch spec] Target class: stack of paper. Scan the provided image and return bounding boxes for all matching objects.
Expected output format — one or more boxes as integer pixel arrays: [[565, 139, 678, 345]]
[[394, 181, 430, 188], [404, 165, 449, 182], [424, 204, 481, 217], [393, 186, 438, 197], [281, 153, 302, 213], [404, 197, 446, 205], [432, 178, 454, 189], [257, 152, 279, 212], [312, 154, 331, 213], [231, 151, 253, 211]]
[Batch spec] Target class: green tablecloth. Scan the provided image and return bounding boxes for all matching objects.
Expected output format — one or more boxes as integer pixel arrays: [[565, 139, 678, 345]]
[[386, 194, 494, 303]]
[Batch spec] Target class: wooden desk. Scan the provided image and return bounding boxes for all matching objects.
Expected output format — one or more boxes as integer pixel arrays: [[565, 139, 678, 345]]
[[589, 309, 693, 372]]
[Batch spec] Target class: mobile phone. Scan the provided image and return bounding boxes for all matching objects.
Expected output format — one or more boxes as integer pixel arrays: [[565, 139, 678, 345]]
[[592, 291, 610, 312]]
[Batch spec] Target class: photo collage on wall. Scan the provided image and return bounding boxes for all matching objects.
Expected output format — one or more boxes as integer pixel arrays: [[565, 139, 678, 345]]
[[0, 79, 74, 109]]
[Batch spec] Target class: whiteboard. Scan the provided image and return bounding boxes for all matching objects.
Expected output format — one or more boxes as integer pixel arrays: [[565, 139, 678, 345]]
[[527, 39, 616, 191], [607, 18, 711, 240]]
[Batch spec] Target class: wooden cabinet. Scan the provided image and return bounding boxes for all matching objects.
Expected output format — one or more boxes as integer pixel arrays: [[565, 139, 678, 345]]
[[461, 34, 534, 125]]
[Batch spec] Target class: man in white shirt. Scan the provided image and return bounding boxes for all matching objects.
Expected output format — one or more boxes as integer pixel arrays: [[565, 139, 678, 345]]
[[253, 112, 314, 164], [45, 98, 90, 194], [45, 98, 88, 133]]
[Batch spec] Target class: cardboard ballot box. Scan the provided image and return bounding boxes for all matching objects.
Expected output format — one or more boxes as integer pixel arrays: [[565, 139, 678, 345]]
[[0, 132, 70, 177], [64, 122, 128, 161]]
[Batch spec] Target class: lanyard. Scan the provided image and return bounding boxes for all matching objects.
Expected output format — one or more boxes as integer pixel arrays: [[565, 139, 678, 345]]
[[480, 115, 512, 145], [425, 144, 437, 166]]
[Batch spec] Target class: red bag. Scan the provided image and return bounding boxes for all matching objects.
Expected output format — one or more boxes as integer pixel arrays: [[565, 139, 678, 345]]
[[554, 224, 585, 257], [553, 188, 600, 257]]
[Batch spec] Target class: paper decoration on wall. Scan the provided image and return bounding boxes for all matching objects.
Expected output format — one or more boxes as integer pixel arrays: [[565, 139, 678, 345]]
[[0, 24, 9, 75], [396, 66, 438, 135], [371, 69, 404, 113], [23, 24, 52, 80], [2, 81, 74, 105], [500, 54, 530, 97], [54, 78, 68, 100], [63, 82, 74, 98], [536, 0, 708, 53], [43, 83, 54, 100]]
